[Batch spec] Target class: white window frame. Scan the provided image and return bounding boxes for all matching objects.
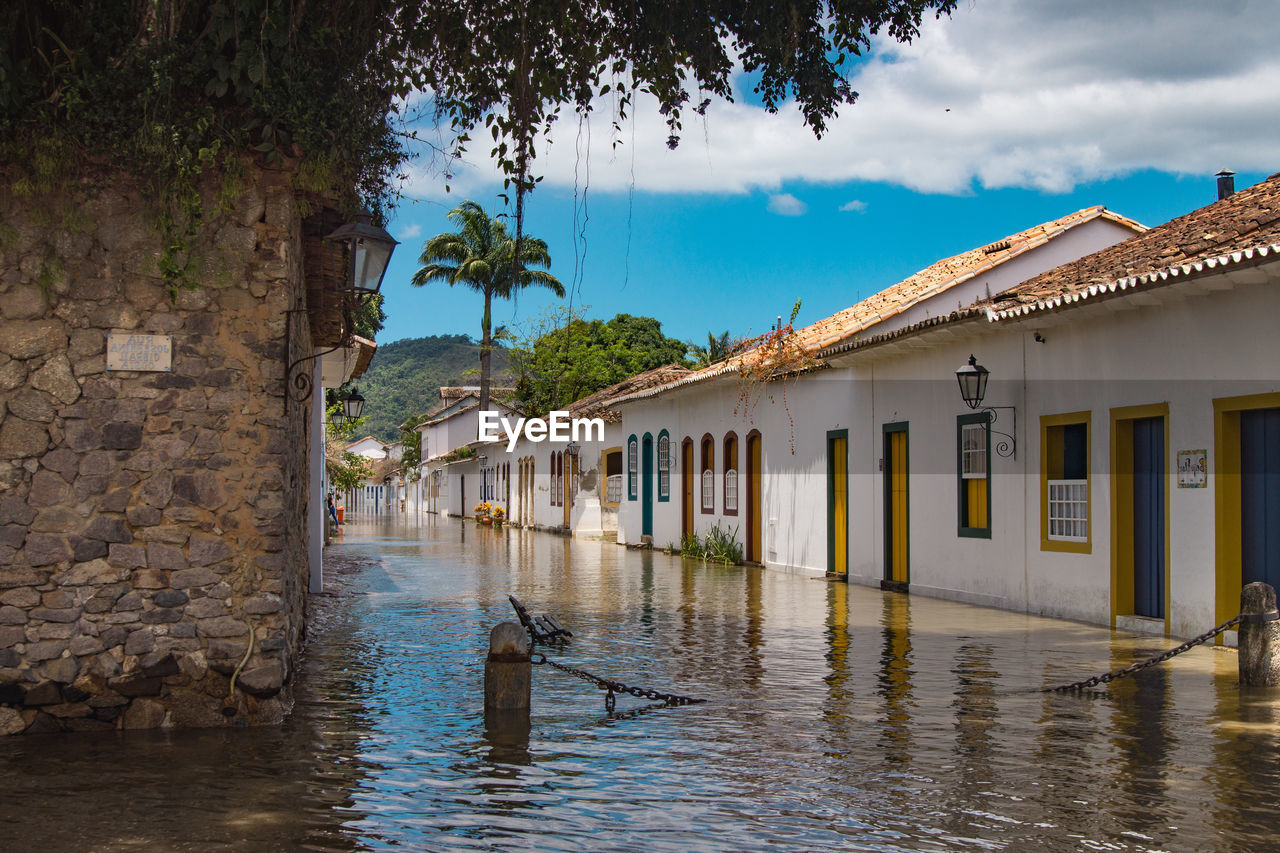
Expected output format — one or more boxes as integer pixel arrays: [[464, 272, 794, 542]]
[[702, 469, 714, 511], [961, 423, 987, 480], [606, 474, 622, 504], [1047, 479, 1089, 542], [724, 469, 738, 512], [658, 434, 670, 499]]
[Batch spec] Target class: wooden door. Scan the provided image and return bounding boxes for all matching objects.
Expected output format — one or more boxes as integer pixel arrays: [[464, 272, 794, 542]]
[[747, 432, 762, 562], [828, 431, 848, 576], [883, 424, 909, 586]]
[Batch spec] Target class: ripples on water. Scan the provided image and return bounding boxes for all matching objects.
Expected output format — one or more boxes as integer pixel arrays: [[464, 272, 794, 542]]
[[3, 515, 1280, 851]]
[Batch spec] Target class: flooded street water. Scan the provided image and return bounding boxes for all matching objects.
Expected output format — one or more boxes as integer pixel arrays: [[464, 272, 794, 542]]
[[3, 515, 1279, 851]]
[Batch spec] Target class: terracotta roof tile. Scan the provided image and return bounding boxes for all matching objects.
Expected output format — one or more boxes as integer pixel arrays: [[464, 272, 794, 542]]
[[988, 172, 1280, 310], [615, 206, 1144, 403], [565, 364, 693, 422]]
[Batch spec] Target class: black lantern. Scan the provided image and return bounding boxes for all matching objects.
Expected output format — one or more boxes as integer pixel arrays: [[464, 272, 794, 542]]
[[328, 405, 347, 430], [343, 386, 365, 422], [324, 209, 399, 296], [565, 441, 581, 457], [956, 354, 990, 410]]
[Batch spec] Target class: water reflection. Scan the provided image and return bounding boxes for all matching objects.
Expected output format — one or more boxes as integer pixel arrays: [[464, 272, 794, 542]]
[[3, 513, 1280, 851]]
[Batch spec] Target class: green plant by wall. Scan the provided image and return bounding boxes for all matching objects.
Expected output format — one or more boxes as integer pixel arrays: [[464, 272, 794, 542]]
[[681, 523, 743, 566]]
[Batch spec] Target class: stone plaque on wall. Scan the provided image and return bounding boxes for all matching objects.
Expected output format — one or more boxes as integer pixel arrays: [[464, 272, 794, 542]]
[[107, 334, 173, 372]]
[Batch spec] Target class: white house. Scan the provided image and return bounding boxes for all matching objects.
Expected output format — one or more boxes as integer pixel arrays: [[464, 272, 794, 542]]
[[613, 173, 1280, 642], [612, 206, 1146, 560]]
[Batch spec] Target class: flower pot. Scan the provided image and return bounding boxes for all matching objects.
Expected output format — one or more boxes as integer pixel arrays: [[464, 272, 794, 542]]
[[479, 517, 492, 525]]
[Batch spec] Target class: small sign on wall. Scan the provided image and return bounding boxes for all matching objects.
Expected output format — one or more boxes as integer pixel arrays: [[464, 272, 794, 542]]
[[1177, 449, 1207, 488], [107, 334, 172, 372]]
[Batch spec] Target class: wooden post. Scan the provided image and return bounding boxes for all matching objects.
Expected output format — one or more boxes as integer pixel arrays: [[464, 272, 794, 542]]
[[485, 622, 531, 710], [1239, 582, 1280, 687]]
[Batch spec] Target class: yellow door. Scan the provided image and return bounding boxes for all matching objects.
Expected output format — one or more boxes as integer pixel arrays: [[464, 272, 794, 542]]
[[830, 433, 848, 575], [885, 427, 909, 584]]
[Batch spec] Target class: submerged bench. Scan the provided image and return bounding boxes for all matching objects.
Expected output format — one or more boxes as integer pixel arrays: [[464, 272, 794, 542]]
[[508, 595, 573, 645]]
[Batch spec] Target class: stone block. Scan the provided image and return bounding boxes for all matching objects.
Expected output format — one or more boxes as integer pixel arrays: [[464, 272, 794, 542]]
[[115, 593, 142, 611], [31, 607, 81, 623], [170, 567, 218, 589], [22, 680, 63, 706], [0, 417, 50, 458], [1, 587, 39, 608], [146, 542, 188, 571], [123, 628, 155, 655], [197, 616, 246, 638], [27, 640, 68, 662], [0, 497, 36, 526], [109, 674, 162, 698], [102, 423, 142, 450], [243, 594, 283, 615], [73, 475, 110, 500], [0, 359, 26, 392], [140, 608, 181, 624], [31, 354, 81, 404], [62, 420, 102, 452], [0, 525, 25, 548], [100, 487, 133, 511], [0, 626, 27, 648], [37, 621, 78, 640], [140, 652, 180, 678], [109, 543, 147, 569], [0, 320, 66, 359], [27, 470, 68, 507], [24, 533, 71, 566], [0, 706, 26, 735], [184, 597, 224, 619], [237, 662, 283, 697], [0, 606, 26, 625], [9, 388, 56, 423], [139, 525, 189, 546], [126, 505, 163, 527], [99, 627, 127, 650], [172, 472, 223, 508], [138, 472, 173, 508], [152, 589, 188, 608], [72, 537, 108, 561], [55, 558, 120, 586], [69, 636, 104, 656], [131, 569, 166, 589], [42, 589, 75, 608], [31, 506, 80, 534], [85, 516, 131, 544], [42, 655, 79, 684], [188, 534, 231, 567]]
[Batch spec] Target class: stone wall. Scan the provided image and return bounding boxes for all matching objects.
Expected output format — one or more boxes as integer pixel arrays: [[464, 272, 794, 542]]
[[0, 164, 314, 733]]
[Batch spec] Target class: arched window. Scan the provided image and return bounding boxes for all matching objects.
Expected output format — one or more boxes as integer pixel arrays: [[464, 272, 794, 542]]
[[550, 452, 559, 507], [628, 435, 639, 500], [724, 432, 739, 515], [701, 433, 715, 513], [657, 430, 671, 502]]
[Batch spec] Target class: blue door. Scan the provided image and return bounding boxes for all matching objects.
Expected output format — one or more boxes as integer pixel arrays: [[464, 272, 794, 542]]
[[1242, 408, 1280, 588], [642, 434, 654, 537], [1133, 417, 1165, 619]]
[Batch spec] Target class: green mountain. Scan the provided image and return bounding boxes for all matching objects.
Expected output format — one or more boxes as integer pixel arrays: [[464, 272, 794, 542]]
[[353, 335, 509, 442]]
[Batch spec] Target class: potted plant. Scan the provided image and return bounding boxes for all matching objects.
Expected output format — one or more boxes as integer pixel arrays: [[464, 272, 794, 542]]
[[474, 501, 493, 524], [491, 505, 506, 528]]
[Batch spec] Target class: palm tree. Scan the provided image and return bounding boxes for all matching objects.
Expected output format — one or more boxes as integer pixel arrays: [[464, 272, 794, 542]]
[[689, 330, 734, 368], [412, 200, 564, 412]]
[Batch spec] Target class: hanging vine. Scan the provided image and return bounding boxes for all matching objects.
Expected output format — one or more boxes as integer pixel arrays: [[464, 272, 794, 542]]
[[732, 300, 824, 454]]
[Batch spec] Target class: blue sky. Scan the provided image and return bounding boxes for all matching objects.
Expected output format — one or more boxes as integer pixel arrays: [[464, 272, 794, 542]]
[[374, 0, 1279, 349]]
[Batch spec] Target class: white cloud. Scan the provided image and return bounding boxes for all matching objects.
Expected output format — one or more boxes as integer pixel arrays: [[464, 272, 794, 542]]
[[839, 200, 868, 213], [768, 193, 807, 216], [399, 223, 422, 240], [400, 0, 1280, 200]]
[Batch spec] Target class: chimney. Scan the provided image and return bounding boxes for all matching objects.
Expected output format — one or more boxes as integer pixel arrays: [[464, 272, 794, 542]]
[[1216, 168, 1236, 201]]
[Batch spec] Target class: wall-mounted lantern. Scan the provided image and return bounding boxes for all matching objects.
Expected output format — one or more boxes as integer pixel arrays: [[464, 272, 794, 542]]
[[565, 441, 581, 458], [341, 386, 365, 422], [284, 209, 398, 415], [323, 209, 399, 297], [955, 354, 1016, 458]]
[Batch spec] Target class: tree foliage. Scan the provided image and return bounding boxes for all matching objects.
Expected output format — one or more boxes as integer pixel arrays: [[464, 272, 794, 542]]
[[509, 307, 690, 415], [5, 0, 957, 224], [412, 200, 563, 412], [351, 335, 512, 442]]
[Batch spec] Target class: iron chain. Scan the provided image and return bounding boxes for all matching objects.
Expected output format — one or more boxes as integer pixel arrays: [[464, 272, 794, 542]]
[[1042, 614, 1244, 693], [530, 653, 706, 710]]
